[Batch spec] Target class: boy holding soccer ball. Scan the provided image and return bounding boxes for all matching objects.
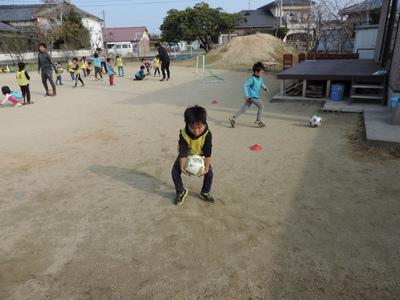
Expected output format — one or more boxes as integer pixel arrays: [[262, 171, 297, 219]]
[[171, 105, 214, 206], [229, 61, 269, 128]]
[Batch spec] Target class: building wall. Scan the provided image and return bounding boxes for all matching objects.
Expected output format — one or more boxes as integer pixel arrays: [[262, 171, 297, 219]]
[[82, 17, 103, 51]]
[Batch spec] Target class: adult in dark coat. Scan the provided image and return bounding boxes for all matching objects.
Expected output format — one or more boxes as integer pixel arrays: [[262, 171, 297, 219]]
[[37, 43, 57, 96], [155, 43, 170, 81]]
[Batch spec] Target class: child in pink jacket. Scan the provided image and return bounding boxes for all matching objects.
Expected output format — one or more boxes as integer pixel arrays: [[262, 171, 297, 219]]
[[1, 86, 22, 107]]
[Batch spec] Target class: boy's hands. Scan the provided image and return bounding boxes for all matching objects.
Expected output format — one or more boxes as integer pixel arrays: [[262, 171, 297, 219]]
[[181, 168, 190, 176], [244, 96, 250, 101], [264, 87, 269, 91], [198, 168, 209, 177]]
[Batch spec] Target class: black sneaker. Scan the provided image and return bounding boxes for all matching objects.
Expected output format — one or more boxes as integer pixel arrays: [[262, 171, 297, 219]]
[[255, 120, 266, 127], [229, 116, 236, 128], [174, 188, 188, 206], [160, 78, 166, 81], [199, 192, 215, 204]]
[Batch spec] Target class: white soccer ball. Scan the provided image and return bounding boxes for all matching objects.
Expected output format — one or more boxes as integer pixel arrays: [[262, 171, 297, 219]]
[[184, 155, 205, 176], [309, 115, 322, 127]]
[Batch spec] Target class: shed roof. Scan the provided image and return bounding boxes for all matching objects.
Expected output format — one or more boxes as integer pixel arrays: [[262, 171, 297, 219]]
[[102, 27, 149, 43]]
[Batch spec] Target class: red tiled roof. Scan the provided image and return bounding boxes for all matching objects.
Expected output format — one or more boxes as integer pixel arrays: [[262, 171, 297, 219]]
[[102, 26, 149, 43]]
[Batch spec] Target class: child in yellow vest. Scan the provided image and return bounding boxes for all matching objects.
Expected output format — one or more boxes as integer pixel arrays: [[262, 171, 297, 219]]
[[80, 56, 89, 77], [72, 57, 85, 87], [153, 55, 160, 77], [55, 62, 63, 85], [171, 105, 215, 205], [16, 62, 33, 104], [67, 60, 75, 80], [115, 56, 126, 77]]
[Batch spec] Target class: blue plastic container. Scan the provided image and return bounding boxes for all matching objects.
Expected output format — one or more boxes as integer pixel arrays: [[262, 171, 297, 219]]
[[330, 85, 345, 101], [391, 97, 399, 108]]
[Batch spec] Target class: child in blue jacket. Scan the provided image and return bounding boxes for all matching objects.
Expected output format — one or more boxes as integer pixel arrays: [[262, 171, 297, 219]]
[[229, 62, 269, 128], [134, 66, 147, 81]]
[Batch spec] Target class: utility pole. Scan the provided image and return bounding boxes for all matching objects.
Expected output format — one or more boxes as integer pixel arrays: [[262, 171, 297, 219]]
[[101, 10, 108, 55]]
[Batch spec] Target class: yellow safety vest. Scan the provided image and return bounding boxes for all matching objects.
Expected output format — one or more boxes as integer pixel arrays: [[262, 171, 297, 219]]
[[16, 70, 29, 86], [180, 128, 209, 155]]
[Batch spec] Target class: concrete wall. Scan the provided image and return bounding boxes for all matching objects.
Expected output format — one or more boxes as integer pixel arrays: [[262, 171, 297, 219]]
[[0, 49, 95, 66]]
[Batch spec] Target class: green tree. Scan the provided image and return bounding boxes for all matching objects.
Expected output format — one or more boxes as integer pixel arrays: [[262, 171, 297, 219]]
[[61, 9, 90, 49], [160, 2, 243, 53], [275, 27, 290, 40]]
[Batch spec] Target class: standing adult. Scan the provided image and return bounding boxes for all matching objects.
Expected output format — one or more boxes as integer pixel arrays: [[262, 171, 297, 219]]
[[154, 43, 170, 81], [96, 48, 108, 73], [37, 43, 57, 97]]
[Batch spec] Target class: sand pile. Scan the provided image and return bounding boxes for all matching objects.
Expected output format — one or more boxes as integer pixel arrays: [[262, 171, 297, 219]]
[[207, 33, 300, 67]]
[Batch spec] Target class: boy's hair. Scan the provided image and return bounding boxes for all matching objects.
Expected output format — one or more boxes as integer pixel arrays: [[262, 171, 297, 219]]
[[38, 43, 47, 49], [184, 105, 207, 125], [154, 42, 161, 47], [56, 61, 61, 65], [156, 55, 159, 58], [140, 66, 145, 70], [18, 62, 25, 70], [106, 58, 111, 62], [116, 55, 120, 58], [96, 48, 102, 51], [252, 62, 265, 73], [2, 86, 11, 95], [72, 57, 78, 62], [94, 53, 99, 58]]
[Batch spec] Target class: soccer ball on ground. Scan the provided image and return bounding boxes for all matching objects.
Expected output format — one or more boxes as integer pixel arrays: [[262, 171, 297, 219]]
[[309, 115, 322, 127], [47, 89, 54, 96], [184, 155, 205, 176]]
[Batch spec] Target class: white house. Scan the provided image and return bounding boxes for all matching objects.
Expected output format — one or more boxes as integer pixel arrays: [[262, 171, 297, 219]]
[[0, 4, 103, 51]]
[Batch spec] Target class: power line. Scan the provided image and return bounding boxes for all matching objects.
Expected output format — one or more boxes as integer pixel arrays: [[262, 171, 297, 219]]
[[4, 0, 198, 5]]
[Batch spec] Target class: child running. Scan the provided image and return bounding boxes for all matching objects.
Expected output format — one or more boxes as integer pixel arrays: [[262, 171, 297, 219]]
[[229, 62, 269, 128], [16, 62, 33, 104], [1, 86, 22, 107], [115, 55, 126, 77], [106, 58, 116, 86], [171, 105, 214, 206], [134, 66, 147, 80], [67, 59, 75, 81], [71, 57, 85, 88]]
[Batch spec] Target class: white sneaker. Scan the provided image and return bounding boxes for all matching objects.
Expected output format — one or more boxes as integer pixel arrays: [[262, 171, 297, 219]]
[[14, 103, 22, 107]]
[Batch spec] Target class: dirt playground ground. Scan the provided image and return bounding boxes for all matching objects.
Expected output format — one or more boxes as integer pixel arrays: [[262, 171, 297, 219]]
[[1, 62, 400, 299]]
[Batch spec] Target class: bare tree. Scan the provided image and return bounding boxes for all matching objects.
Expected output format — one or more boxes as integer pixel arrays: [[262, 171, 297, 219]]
[[308, 0, 360, 53], [0, 33, 30, 63]]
